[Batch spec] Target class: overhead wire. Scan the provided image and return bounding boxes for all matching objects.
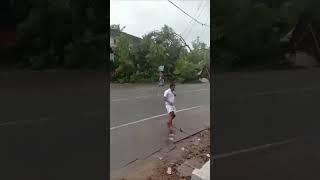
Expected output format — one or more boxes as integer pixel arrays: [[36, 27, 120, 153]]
[[167, 0, 209, 27], [168, 0, 209, 48], [182, 0, 203, 37], [186, 1, 203, 37], [185, 0, 208, 42]]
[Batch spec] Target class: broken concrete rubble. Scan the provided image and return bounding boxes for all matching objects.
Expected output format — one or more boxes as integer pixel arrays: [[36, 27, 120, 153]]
[[191, 160, 210, 180]]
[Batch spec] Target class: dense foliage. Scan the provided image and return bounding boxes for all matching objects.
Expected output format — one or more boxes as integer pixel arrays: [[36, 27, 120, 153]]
[[111, 25, 210, 83], [6, 0, 314, 80], [1, 0, 107, 69], [213, 0, 306, 68]]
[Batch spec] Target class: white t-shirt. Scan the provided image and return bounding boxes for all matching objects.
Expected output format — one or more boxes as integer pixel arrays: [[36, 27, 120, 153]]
[[164, 88, 176, 106]]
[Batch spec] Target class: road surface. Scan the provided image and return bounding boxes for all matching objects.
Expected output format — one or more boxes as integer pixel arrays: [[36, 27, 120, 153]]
[[0, 71, 106, 180], [110, 83, 210, 172], [213, 68, 320, 179]]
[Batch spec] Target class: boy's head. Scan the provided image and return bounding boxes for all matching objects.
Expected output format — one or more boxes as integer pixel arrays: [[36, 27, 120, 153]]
[[170, 83, 175, 91]]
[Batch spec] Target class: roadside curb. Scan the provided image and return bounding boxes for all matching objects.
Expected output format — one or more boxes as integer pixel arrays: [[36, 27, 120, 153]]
[[174, 128, 209, 143]]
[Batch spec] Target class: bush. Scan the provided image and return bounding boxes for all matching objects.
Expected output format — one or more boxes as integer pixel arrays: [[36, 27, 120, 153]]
[[64, 39, 104, 69], [112, 70, 157, 83], [174, 58, 200, 83]]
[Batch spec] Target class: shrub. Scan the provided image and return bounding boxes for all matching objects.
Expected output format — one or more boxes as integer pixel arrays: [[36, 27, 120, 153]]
[[174, 57, 200, 83], [64, 39, 104, 69]]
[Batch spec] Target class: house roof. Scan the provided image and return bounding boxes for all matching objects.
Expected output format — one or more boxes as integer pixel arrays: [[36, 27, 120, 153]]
[[110, 29, 141, 44]]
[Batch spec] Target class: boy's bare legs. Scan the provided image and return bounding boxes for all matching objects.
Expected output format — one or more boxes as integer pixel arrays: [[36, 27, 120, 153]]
[[167, 112, 176, 135]]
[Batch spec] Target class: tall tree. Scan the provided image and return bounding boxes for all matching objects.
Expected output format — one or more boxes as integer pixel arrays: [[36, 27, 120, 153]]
[[114, 34, 135, 82]]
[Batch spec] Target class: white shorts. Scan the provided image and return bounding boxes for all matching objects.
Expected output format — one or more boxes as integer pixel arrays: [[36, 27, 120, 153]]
[[165, 105, 176, 114]]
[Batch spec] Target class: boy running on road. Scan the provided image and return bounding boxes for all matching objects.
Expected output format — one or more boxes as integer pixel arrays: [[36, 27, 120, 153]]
[[164, 83, 177, 138]]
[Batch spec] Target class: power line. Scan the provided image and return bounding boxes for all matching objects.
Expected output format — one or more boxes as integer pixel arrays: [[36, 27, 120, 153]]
[[202, 4, 210, 26], [205, 10, 210, 24], [177, 0, 209, 47], [196, 0, 207, 20], [182, 0, 203, 37], [185, 0, 208, 41], [168, 0, 209, 28], [182, 19, 193, 37], [197, 0, 204, 11], [182, 0, 208, 42], [185, 21, 196, 41]]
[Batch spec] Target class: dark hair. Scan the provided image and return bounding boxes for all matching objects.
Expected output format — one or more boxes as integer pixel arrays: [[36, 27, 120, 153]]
[[170, 83, 175, 88]]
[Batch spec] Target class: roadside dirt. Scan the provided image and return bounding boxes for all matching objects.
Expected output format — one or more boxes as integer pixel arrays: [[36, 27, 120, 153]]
[[111, 129, 210, 180]]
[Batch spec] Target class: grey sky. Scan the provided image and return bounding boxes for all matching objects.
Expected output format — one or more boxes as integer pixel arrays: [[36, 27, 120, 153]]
[[110, 0, 210, 47]]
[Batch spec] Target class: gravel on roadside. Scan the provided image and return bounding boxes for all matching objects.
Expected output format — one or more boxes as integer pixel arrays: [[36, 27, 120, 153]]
[[111, 129, 210, 180]]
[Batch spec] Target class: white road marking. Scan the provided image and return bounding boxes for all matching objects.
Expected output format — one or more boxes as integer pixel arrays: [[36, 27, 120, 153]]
[[111, 98, 129, 102], [213, 138, 296, 160], [0, 118, 50, 127], [110, 105, 203, 131], [244, 88, 313, 97]]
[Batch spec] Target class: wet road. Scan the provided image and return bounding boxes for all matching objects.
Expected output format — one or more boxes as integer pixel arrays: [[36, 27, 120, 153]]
[[0, 71, 106, 180], [213, 68, 320, 179], [110, 83, 210, 172], [110, 83, 210, 127]]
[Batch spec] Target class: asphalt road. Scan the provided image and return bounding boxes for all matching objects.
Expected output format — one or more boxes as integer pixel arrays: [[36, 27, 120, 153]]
[[110, 83, 210, 172], [110, 83, 210, 128], [0, 71, 106, 180], [6, 68, 320, 179], [0, 71, 210, 179], [213, 68, 320, 179]]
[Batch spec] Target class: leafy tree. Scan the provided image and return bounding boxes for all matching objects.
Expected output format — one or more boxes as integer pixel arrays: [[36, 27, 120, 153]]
[[175, 55, 199, 82], [141, 25, 187, 80], [213, 0, 306, 68], [1, 0, 106, 69], [111, 24, 210, 83], [175, 37, 210, 82], [114, 34, 135, 83]]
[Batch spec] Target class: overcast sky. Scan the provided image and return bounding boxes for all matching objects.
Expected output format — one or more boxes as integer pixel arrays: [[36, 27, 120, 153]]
[[110, 0, 210, 47]]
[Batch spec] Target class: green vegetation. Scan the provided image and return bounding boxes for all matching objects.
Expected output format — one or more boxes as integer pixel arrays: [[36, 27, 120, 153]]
[[1, 0, 107, 69], [11, 0, 315, 80], [111, 25, 210, 83], [213, 0, 306, 68], [3, 0, 320, 80], [175, 38, 210, 82]]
